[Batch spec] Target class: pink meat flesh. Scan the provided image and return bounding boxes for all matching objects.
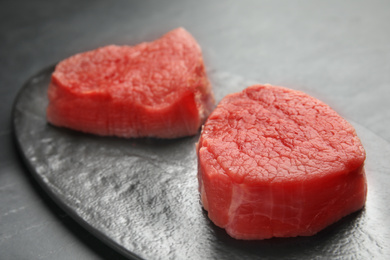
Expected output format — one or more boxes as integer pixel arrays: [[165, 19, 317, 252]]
[[197, 84, 367, 240], [47, 28, 214, 138]]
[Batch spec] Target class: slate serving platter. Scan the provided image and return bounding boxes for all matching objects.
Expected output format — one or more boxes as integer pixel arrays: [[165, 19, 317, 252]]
[[13, 65, 390, 259]]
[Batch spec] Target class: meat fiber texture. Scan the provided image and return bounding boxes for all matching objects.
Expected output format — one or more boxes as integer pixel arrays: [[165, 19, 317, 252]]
[[197, 84, 367, 240], [47, 28, 214, 138]]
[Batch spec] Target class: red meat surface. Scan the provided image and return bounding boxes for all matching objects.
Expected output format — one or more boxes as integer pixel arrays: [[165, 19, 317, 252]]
[[47, 28, 214, 138], [197, 84, 367, 240]]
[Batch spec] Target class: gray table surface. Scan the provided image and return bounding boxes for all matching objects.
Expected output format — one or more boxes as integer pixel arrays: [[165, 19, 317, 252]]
[[1, 0, 389, 259]]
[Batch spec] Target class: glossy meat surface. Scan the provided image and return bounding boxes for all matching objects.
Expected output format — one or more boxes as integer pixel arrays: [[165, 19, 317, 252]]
[[47, 28, 214, 138], [197, 85, 367, 239]]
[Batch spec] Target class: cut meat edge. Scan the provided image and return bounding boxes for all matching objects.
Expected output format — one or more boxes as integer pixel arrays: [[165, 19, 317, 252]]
[[47, 81, 205, 138], [198, 140, 367, 239]]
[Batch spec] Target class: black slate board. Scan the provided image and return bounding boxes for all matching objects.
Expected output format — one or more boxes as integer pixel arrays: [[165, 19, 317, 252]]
[[13, 66, 390, 259]]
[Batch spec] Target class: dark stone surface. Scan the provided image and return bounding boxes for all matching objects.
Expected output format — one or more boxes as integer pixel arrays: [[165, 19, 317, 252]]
[[1, 0, 390, 259]]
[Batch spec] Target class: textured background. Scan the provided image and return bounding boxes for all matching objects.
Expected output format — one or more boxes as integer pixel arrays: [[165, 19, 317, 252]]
[[1, 0, 390, 259]]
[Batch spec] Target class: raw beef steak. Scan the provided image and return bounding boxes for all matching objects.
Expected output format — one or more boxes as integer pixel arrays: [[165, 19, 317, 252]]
[[47, 28, 214, 138], [197, 84, 367, 240]]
